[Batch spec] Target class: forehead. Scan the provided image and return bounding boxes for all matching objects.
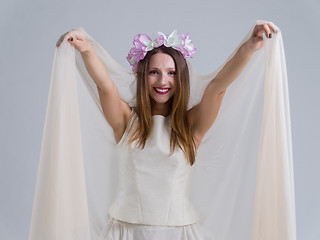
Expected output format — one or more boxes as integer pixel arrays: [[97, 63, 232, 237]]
[[148, 52, 175, 69]]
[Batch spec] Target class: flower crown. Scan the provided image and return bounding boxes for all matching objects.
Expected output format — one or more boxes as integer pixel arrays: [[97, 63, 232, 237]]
[[126, 29, 196, 72]]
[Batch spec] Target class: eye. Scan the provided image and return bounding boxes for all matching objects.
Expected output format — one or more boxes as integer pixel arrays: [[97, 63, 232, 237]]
[[168, 71, 176, 76], [149, 70, 158, 74]]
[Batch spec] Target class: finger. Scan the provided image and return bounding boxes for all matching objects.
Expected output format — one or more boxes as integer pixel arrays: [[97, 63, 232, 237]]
[[56, 28, 84, 48], [68, 34, 81, 42], [57, 30, 82, 47], [255, 23, 272, 39], [67, 34, 83, 49], [254, 25, 268, 39], [67, 35, 76, 45], [69, 29, 83, 40], [267, 21, 280, 33], [263, 23, 273, 38], [266, 22, 276, 33], [58, 32, 73, 47]]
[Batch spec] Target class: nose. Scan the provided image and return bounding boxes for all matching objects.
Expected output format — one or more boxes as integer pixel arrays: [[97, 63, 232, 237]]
[[159, 72, 168, 84]]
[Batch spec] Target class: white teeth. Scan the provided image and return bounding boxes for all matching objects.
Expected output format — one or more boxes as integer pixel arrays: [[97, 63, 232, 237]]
[[155, 88, 169, 93]]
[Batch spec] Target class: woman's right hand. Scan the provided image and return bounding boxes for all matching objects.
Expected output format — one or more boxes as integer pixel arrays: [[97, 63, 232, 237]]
[[56, 29, 92, 53]]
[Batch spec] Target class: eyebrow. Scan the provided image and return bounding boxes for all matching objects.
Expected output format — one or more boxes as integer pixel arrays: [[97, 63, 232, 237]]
[[148, 67, 176, 70]]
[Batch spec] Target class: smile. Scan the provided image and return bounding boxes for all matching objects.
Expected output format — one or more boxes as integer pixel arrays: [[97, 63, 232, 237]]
[[154, 87, 170, 94]]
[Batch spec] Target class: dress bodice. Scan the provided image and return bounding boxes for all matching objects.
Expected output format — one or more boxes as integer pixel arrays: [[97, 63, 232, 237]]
[[108, 111, 200, 226]]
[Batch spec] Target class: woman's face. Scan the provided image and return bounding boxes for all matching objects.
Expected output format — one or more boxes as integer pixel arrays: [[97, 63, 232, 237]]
[[147, 52, 176, 105]]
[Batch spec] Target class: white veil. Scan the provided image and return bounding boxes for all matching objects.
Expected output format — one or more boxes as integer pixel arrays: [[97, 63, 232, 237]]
[[28, 20, 296, 240]]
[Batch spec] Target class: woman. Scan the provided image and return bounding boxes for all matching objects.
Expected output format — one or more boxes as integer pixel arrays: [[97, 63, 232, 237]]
[[29, 21, 296, 240], [54, 23, 278, 239]]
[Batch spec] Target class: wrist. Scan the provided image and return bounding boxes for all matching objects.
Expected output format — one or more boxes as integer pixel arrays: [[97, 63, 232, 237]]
[[240, 40, 256, 56]]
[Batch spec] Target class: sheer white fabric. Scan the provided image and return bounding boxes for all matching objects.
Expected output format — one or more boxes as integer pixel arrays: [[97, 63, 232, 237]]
[[28, 20, 296, 240]]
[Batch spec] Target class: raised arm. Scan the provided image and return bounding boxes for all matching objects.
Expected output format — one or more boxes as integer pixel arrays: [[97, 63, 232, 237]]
[[57, 30, 131, 143], [188, 22, 279, 148]]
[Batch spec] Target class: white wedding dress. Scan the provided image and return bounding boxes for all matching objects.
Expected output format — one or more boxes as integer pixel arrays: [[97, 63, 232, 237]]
[[100, 111, 205, 239], [28, 20, 296, 240]]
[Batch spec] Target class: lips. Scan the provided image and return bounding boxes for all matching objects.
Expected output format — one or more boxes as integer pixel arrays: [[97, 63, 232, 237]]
[[154, 87, 170, 94]]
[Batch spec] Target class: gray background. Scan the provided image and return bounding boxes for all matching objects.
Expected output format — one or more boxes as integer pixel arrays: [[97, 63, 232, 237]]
[[1, 0, 319, 239]]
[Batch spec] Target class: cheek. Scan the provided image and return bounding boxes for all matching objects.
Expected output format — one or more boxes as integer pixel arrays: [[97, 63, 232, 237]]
[[171, 78, 177, 89], [146, 77, 151, 87], [146, 77, 155, 92], [147, 75, 159, 85]]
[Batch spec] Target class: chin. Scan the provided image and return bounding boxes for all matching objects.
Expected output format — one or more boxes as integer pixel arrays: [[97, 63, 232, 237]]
[[150, 94, 174, 105]]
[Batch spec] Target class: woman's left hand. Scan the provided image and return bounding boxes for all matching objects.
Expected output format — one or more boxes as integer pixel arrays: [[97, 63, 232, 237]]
[[245, 22, 280, 53]]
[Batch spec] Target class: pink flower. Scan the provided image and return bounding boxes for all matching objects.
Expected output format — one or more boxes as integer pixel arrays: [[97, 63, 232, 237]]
[[127, 30, 196, 72]]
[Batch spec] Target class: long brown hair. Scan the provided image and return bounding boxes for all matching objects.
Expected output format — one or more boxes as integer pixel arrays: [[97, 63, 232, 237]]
[[127, 45, 196, 166]]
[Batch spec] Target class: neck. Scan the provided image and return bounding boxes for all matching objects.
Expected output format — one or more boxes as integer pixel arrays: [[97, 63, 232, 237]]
[[150, 98, 172, 117]]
